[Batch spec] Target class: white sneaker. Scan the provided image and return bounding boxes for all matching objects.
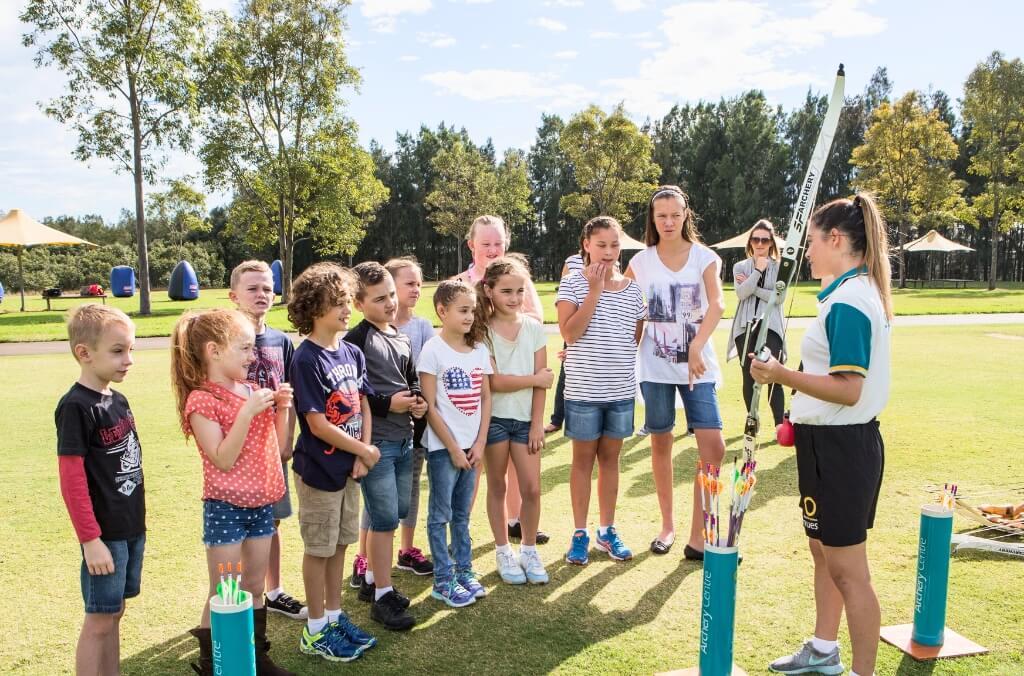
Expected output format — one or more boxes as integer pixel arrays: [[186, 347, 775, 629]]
[[519, 548, 549, 584], [496, 548, 527, 584]]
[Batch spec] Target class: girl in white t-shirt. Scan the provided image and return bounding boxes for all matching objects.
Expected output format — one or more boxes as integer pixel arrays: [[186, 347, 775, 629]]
[[557, 217, 648, 566], [472, 256, 553, 585], [625, 185, 726, 561], [418, 281, 493, 608]]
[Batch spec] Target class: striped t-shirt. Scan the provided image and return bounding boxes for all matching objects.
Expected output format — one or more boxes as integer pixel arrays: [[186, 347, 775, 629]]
[[556, 271, 647, 402]]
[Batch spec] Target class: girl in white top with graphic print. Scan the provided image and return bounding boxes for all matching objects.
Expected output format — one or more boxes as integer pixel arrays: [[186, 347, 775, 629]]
[[625, 186, 726, 561], [557, 217, 647, 566], [473, 257, 553, 585]]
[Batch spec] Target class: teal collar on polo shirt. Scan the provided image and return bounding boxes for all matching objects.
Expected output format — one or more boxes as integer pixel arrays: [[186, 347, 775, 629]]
[[817, 265, 869, 302]]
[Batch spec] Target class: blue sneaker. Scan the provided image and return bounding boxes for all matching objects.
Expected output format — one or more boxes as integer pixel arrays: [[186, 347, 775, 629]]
[[300, 622, 365, 662], [595, 525, 633, 561], [333, 612, 377, 649], [430, 576, 476, 608], [457, 569, 487, 598], [565, 529, 590, 565]]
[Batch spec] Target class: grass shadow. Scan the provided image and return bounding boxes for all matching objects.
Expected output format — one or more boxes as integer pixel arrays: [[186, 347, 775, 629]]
[[895, 653, 937, 675]]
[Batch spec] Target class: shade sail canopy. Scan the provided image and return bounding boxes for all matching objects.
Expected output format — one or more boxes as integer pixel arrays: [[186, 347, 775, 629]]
[[620, 231, 647, 251], [710, 224, 786, 250], [902, 229, 974, 253], [0, 209, 97, 311]]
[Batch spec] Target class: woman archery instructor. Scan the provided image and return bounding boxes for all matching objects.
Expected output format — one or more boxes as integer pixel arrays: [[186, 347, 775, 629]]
[[750, 194, 892, 676]]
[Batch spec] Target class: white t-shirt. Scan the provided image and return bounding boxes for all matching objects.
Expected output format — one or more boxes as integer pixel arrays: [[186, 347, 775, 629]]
[[488, 317, 547, 422], [790, 267, 891, 426], [418, 337, 494, 451], [556, 271, 647, 403], [629, 244, 723, 386], [563, 254, 584, 276]]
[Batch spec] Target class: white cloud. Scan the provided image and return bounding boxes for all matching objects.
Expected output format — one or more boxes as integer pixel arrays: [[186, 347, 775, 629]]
[[359, 0, 433, 33], [612, 0, 651, 10], [533, 17, 568, 32], [422, 69, 595, 108], [544, 0, 584, 6], [554, 50, 579, 60], [417, 31, 456, 47], [603, 0, 886, 114]]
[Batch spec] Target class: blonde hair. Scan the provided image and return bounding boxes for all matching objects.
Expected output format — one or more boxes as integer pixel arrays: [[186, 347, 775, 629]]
[[287, 263, 354, 335], [433, 280, 477, 348], [471, 256, 532, 349], [229, 260, 272, 290], [66, 304, 134, 361], [170, 309, 252, 436], [384, 256, 422, 281], [467, 215, 509, 245], [810, 193, 894, 320], [580, 216, 623, 266]]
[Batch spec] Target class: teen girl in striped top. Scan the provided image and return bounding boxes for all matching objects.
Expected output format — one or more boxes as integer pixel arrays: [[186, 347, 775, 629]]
[[556, 217, 647, 566]]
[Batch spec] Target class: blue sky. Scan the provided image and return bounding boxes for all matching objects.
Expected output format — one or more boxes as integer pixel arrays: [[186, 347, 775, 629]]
[[0, 0, 1020, 224]]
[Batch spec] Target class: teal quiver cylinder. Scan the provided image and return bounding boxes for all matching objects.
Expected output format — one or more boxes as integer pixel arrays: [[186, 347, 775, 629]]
[[699, 545, 739, 675], [911, 504, 954, 646], [210, 590, 256, 676]]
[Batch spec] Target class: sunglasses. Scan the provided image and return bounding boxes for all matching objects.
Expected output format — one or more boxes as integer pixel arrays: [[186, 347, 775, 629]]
[[750, 236, 773, 245]]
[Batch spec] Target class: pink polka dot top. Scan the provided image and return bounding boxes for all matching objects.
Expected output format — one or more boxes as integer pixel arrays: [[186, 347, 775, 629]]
[[184, 381, 286, 507]]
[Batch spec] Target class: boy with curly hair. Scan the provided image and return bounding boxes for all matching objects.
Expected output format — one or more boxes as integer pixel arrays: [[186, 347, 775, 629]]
[[287, 263, 380, 662]]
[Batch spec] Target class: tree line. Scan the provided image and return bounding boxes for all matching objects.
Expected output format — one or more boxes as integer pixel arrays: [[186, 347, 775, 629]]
[[14, 0, 1024, 313]]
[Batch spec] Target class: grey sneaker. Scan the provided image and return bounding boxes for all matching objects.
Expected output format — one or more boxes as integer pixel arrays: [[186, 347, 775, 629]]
[[768, 640, 844, 674]]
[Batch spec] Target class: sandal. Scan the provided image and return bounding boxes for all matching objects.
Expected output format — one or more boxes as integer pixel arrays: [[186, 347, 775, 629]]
[[543, 423, 561, 434], [650, 536, 674, 555]]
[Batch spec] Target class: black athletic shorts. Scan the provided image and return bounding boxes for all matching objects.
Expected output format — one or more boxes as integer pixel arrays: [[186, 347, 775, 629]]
[[794, 420, 884, 547]]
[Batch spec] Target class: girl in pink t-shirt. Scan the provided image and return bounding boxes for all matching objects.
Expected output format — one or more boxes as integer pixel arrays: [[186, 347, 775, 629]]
[[170, 308, 292, 674]]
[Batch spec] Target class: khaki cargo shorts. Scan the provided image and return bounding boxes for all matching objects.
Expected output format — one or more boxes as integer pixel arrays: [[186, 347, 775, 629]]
[[295, 475, 360, 557]]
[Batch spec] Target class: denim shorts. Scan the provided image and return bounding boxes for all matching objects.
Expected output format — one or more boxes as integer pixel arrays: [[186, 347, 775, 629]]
[[361, 437, 413, 532], [564, 398, 635, 441], [640, 381, 723, 433], [487, 416, 531, 445], [80, 534, 145, 614], [202, 499, 275, 547]]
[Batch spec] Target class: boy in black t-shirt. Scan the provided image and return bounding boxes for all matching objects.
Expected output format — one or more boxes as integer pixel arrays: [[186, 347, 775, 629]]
[[229, 260, 306, 620], [55, 304, 145, 675]]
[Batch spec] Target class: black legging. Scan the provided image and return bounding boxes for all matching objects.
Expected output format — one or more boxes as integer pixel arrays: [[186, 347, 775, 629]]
[[735, 329, 785, 426]]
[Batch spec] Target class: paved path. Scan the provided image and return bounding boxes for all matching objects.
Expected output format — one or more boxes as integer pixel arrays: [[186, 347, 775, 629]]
[[2, 313, 1022, 357]]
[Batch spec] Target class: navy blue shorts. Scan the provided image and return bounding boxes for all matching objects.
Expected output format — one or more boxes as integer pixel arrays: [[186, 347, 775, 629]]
[[80, 534, 145, 614], [640, 381, 723, 432], [202, 499, 275, 547], [487, 416, 531, 445]]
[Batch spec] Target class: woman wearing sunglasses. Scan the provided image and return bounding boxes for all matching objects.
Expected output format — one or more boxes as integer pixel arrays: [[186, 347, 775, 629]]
[[728, 219, 785, 427]]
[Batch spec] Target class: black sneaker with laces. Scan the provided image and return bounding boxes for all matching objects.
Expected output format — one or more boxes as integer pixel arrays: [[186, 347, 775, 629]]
[[264, 592, 307, 620], [507, 521, 550, 545], [371, 590, 415, 631], [396, 547, 434, 575], [358, 579, 410, 609]]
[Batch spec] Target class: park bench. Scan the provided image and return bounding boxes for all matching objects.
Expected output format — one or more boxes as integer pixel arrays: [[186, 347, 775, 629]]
[[905, 278, 970, 289], [42, 288, 108, 311]]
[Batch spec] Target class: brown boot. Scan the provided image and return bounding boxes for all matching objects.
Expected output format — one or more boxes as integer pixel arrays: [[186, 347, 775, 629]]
[[253, 607, 295, 676], [188, 626, 213, 676]]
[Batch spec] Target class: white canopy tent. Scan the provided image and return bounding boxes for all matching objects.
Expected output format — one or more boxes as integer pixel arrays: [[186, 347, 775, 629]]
[[710, 225, 786, 250]]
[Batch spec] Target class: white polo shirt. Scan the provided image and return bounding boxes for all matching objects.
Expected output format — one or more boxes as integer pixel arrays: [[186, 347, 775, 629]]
[[790, 266, 891, 426]]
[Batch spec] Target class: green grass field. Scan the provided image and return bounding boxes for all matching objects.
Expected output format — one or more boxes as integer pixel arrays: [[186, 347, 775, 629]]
[[2, 281, 1024, 342], [2, 325, 1022, 674]]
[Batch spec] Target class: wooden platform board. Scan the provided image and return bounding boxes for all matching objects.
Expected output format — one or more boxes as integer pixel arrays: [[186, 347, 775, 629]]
[[880, 624, 988, 661]]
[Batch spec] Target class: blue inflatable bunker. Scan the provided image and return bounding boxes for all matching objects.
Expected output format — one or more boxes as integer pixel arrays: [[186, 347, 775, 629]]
[[271, 260, 283, 295], [110, 266, 136, 298], [169, 261, 200, 301]]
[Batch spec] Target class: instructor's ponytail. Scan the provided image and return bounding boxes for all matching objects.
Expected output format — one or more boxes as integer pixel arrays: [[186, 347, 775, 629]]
[[855, 193, 893, 321]]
